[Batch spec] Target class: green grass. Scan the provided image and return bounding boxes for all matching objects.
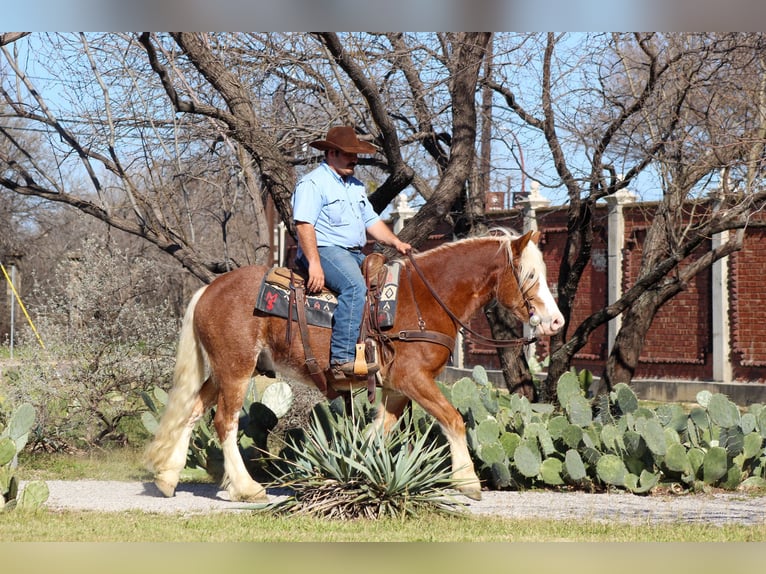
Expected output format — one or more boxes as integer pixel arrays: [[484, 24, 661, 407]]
[[17, 446, 153, 481], [8, 447, 766, 543], [2, 508, 766, 542]]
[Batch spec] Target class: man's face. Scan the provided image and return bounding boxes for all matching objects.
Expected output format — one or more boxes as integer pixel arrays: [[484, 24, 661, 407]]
[[327, 150, 359, 177]]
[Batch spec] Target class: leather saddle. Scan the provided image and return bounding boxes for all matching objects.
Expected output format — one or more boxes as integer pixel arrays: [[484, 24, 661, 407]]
[[254, 253, 396, 400]]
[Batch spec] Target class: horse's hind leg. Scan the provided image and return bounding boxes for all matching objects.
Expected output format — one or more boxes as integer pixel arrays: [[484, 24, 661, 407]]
[[213, 372, 268, 503], [153, 378, 218, 497]]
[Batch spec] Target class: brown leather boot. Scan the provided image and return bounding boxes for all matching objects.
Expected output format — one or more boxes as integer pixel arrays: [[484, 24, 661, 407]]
[[331, 361, 380, 377]]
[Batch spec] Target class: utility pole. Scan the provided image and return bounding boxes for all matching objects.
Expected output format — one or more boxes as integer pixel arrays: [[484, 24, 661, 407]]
[[1, 254, 22, 359]]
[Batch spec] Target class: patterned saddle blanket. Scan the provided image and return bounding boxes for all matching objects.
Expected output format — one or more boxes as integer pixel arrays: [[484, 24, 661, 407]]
[[254, 260, 402, 329]]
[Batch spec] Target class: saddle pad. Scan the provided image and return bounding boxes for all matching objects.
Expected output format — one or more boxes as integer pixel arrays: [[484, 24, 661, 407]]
[[255, 273, 337, 329], [374, 261, 402, 329], [254, 262, 402, 329]]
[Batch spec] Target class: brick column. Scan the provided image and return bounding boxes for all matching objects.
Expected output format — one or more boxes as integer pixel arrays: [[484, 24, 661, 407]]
[[517, 182, 550, 359]]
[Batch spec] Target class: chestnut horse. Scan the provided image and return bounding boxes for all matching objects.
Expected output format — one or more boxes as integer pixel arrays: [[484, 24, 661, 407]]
[[144, 229, 564, 502]]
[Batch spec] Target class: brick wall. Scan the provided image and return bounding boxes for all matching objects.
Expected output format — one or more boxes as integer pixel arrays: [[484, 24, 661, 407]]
[[730, 225, 766, 380]]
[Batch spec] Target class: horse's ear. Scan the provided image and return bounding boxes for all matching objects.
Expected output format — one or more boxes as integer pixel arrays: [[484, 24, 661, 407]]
[[512, 230, 535, 258]]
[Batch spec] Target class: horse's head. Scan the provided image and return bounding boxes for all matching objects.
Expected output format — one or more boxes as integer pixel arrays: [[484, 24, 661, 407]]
[[497, 230, 564, 337]]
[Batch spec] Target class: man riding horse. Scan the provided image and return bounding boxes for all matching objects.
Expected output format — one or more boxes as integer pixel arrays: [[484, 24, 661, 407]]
[[292, 126, 411, 379]]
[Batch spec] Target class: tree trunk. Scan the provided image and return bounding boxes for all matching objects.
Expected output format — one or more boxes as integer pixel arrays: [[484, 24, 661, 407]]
[[601, 293, 662, 390], [541, 201, 594, 401], [483, 302, 536, 401]]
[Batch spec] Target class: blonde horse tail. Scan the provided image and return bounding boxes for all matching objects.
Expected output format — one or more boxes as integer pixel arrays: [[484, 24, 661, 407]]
[[144, 285, 208, 475]]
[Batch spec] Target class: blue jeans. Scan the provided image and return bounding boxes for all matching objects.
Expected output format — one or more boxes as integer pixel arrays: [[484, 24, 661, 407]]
[[298, 246, 366, 365]]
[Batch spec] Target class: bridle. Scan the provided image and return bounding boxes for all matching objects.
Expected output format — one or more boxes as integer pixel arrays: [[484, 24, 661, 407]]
[[507, 261, 542, 328], [405, 250, 537, 349]]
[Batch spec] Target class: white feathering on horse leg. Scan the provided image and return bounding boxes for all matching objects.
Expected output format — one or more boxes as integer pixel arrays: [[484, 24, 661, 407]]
[[442, 426, 482, 501], [220, 430, 268, 503], [152, 424, 195, 497]]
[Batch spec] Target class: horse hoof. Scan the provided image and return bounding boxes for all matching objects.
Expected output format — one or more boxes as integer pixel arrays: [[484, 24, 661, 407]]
[[243, 491, 270, 503], [459, 487, 482, 501], [154, 478, 177, 498], [229, 487, 269, 503]]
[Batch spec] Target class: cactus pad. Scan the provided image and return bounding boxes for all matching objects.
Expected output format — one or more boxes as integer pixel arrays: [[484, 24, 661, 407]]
[[476, 418, 502, 444], [0, 438, 15, 466], [478, 441, 506, 465], [513, 442, 541, 478], [596, 454, 627, 487], [707, 394, 740, 429], [556, 371, 582, 407], [490, 461, 513, 488], [613, 383, 638, 414], [664, 442, 692, 476], [635, 417, 666, 456], [702, 446, 728, 484], [540, 458, 564, 485], [17, 480, 49, 509], [566, 395, 593, 428], [564, 449, 587, 481]]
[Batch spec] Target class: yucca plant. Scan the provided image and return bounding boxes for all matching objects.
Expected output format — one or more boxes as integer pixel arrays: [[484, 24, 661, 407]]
[[258, 397, 465, 519]]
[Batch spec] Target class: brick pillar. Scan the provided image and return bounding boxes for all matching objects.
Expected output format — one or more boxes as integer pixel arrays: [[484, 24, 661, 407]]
[[517, 182, 550, 359], [605, 188, 636, 354]]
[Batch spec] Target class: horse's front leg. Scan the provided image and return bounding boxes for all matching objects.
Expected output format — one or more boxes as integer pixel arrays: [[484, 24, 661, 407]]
[[382, 376, 482, 501], [373, 388, 409, 433]]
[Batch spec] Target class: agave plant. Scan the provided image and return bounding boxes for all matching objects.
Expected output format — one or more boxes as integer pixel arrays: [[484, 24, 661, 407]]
[[259, 397, 465, 519]]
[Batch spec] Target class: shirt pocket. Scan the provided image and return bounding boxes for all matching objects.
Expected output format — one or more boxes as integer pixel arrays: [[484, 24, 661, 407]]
[[326, 199, 349, 226]]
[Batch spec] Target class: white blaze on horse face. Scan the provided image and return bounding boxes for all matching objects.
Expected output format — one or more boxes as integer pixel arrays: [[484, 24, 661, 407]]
[[531, 277, 564, 336], [514, 234, 564, 336]]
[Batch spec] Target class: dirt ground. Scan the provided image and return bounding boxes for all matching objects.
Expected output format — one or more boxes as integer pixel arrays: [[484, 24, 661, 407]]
[[32, 479, 766, 525]]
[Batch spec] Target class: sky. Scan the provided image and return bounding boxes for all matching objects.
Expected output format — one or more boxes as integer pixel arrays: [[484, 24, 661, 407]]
[[4, 5, 762, 208], [4, 0, 766, 32]]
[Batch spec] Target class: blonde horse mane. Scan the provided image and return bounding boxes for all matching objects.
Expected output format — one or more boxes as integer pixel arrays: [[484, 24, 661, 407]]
[[411, 227, 541, 286]]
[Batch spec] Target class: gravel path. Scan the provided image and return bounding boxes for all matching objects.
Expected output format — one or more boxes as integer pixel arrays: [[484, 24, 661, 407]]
[[33, 480, 766, 525]]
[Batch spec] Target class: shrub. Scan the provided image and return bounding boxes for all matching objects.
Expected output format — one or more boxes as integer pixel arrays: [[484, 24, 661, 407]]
[[5, 239, 178, 449]]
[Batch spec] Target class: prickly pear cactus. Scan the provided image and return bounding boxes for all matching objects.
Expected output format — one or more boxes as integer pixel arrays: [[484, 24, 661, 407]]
[[440, 369, 766, 495], [2, 402, 35, 452], [16, 481, 49, 510], [1, 403, 48, 511]]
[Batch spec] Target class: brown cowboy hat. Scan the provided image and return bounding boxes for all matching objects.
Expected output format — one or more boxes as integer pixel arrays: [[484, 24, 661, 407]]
[[309, 126, 377, 154]]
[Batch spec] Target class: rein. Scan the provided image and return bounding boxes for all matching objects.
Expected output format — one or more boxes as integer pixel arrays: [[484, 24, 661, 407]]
[[405, 250, 536, 349]]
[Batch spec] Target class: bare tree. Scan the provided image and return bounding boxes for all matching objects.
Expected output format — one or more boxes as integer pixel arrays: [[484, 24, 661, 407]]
[[6, 32, 766, 405], [489, 33, 766, 400], [601, 34, 766, 388], [1, 33, 274, 284], [1, 33, 491, 284]]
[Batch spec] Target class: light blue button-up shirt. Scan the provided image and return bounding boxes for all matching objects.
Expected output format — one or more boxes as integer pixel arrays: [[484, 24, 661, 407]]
[[292, 161, 380, 254]]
